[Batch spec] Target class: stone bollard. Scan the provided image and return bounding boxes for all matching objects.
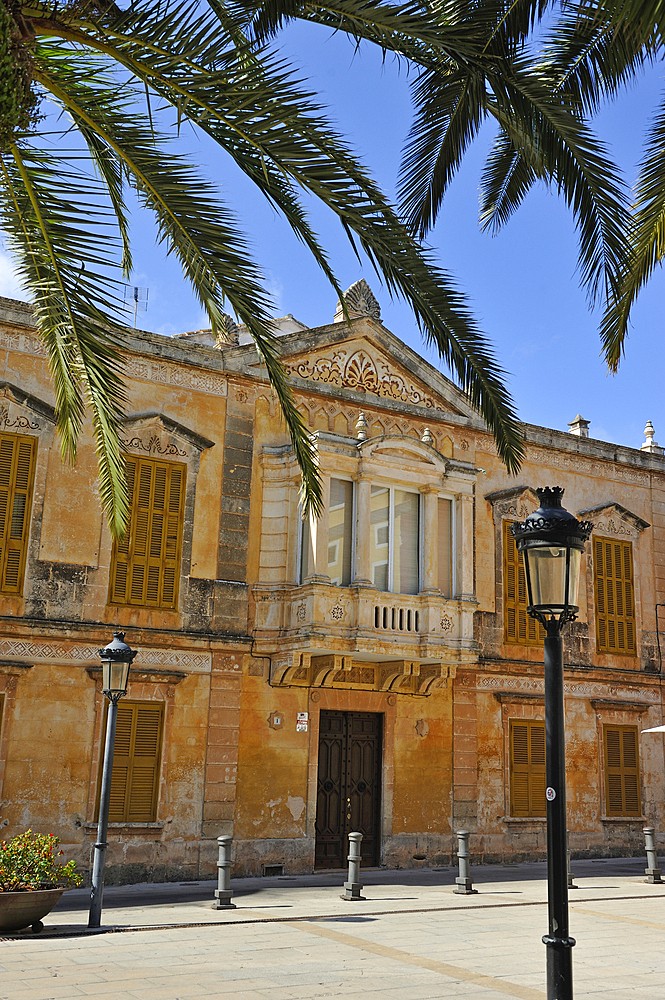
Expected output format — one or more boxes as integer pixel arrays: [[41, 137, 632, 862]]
[[341, 831, 366, 900], [213, 835, 236, 909], [453, 830, 477, 895], [567, 830, 578, 889], [644, 827, 663, 884]]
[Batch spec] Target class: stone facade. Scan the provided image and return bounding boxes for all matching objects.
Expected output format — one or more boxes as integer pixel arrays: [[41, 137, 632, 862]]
[[0, 290, 663, 881]]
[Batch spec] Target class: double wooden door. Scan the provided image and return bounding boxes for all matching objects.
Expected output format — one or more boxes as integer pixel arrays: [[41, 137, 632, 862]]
[[315, 711, 382, 869]]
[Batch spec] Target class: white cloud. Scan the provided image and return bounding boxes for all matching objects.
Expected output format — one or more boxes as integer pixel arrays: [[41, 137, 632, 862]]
[[0, 250, 27, 301]]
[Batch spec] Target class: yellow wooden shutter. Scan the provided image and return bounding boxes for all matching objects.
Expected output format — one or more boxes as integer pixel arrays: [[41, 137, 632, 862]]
[[604, 724, 640, 816], [108, 703, 133, 822], [103, 701, 164, 823], [109, 457, 185, 609], [109, 459, 135, 604], [594, 537, 636, 655], [127, 705, 163, 821], [510, 720, 546, 817], [503, 521, 544, 646], [0, 433, 37, 594]]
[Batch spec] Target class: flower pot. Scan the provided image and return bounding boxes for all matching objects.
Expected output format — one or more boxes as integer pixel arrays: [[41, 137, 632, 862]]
[[0, 888, 65, 933]]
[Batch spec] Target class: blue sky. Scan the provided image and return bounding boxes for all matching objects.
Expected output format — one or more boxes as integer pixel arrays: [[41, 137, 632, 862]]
[[2, 22, 664, 452]]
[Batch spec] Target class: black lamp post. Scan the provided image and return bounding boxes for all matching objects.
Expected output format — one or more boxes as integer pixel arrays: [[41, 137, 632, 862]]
[[88, 632, 137, 929], [511, 489, 592, 1000]]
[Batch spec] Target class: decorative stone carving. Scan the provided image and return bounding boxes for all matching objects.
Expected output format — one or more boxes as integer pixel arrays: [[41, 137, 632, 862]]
[[215, 314, 240, 347], [334, 279, 381, 321], [125, 356, 228, 397], [421, 427, 434, 445], [0, 405, 38, 431], [415, 719, 430, 737], [0, 639, 211, 672], [122, 434, 186, 457], [330, 604, 345, 621], [577, 502, 650, 537], [296, 603, 307, 622], [286, 347, 447, 411], [355, 412, 369, 440], [485, 486, 540, 525], [440, 615, 453, 633]]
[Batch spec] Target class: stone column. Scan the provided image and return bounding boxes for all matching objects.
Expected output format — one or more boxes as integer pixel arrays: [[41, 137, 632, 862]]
[[353, 477, 372, 587], [456, 493, 475, 601], [306, 474, 330, 584], [420, 487, 440, 595]]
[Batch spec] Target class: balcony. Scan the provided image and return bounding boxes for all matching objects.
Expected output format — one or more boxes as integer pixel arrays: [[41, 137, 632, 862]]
[[251, 581, 478, 693]]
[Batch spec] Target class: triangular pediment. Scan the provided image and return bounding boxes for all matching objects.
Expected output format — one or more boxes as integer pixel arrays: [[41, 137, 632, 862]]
[[577, 502, 650, 537], [120, 412, 214, 457], [280, 330, 479, 420], [0, 381, 56, 430]]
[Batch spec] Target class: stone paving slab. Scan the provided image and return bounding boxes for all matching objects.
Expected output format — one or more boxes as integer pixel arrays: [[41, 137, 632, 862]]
[[3, 891, 665, 1000], [2, 861, 665, 999]]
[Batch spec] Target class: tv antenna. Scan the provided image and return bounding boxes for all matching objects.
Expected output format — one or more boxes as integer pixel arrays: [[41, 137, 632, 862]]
[[123, 285, 149, 328]]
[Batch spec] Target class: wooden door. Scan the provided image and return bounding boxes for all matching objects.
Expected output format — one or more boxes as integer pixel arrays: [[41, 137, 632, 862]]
[[315, 711, 382, 868]]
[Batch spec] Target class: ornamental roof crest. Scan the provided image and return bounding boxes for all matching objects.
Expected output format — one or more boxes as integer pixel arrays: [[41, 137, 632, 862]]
[[285, 341, 456, 413]]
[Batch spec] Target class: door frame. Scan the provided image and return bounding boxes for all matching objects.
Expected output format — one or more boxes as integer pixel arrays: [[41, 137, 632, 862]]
[[305, 688, 398, 867]]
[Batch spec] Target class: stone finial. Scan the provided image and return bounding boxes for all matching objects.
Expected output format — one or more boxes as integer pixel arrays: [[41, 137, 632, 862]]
[[568, 414, 590, 438], [214, 313, 240, 348], [355, 412, 369, 440], [334, 279, 381, 323], [641, 421, 665, 455], [421, 427, 434, 446]]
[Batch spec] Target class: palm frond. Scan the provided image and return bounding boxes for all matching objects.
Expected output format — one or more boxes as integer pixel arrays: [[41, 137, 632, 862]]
[[0, 140, 130, 537], [601, 93, 665, 371]]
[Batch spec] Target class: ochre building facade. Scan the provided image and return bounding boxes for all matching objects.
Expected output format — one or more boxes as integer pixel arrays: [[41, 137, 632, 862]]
[[0, 284, 663, 881]]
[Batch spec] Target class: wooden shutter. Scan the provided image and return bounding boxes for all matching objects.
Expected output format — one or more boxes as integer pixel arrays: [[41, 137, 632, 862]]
[[0, 433, 37, 594], [510, 720, 546, 816], [109, 457, 186, 609], [103, 701, 164, 823], [594, 537, 636, 655], [503, 521, 544, 646], [604, 724, 641, 816]]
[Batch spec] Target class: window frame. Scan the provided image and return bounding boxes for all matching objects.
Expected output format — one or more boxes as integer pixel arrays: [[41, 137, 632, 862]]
[[96, 699, 165, 824], [509, 718, 547, 818], [370, 483, 421, 595], [503, 519, 545, 647], [593, 536, 637, 657], [0, 431, 38, 596], [602, 723, 641, 817], [108, 455, 186, 610]]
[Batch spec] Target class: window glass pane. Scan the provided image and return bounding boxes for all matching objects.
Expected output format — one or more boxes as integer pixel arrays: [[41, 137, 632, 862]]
[[370, 486, 389, 591], [394, 490, 419, 595], [437, 498, 452, 597], [328, 479, 353, 586], [300, 512, 315, 582]]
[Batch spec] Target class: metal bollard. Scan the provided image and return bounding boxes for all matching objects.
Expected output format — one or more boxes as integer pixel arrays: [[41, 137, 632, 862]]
[[341, 831, 366, 900], [453, 830, 477, 895], [213, 835, 236, 909], [644, 827, 663, 884], [567, 830, 578, 889]]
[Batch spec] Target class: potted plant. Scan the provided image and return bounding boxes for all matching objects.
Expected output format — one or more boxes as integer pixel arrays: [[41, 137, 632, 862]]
[[0, 829, 83, 933]]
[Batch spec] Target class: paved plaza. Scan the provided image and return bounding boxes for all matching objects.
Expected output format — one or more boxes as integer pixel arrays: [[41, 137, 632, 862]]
[[2, 858, 665, 1000]]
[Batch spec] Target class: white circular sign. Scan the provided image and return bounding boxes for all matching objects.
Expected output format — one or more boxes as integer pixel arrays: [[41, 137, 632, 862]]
[[546, 787, 556, 801]]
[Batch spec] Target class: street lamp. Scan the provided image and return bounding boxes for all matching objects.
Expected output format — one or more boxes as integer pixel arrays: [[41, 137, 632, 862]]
[[89, 632, 137, 929], [512, 488, 592, 1000]]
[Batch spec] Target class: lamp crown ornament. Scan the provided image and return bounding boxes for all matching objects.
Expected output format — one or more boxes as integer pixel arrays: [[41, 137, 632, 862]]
[[511, 487, 593, 544], [98, 631, 138, 663]]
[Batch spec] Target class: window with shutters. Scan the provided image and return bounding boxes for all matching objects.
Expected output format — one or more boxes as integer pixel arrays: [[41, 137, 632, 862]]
[[509, 719, 547, 817], [109, 457, 186, 609], [0, 433, 37, 595], [603, 724, 641, 817], [97, 701, 164, 823], [594, 537, 636, 655], [503, 521, 545, 646]]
